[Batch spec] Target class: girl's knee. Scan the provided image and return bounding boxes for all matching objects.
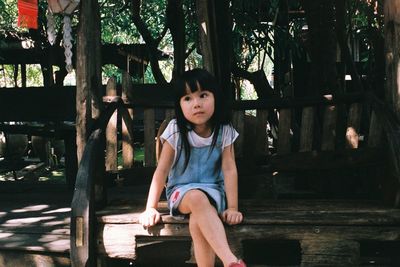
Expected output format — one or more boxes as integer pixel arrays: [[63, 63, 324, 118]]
[[184, 190, 212, 207], [179, 189, 215, 214]]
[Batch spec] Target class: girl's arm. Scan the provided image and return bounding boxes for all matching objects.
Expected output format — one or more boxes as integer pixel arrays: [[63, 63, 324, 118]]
[[221, 144, 243, 225], [139, 141, 175, 227]]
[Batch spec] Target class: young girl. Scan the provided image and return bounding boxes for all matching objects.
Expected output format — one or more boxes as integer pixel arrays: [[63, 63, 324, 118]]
[[139, 69, 246, 267]]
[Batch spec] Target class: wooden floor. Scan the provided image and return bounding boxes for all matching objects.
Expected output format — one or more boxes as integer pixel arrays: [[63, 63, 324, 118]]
[[0, 182, 71, 266], [1, 183, 400, 266]]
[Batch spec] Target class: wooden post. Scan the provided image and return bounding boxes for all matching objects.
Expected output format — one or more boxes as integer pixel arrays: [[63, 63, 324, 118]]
[[105, 77, 118, 171], [277, 109, 292, 154], [232, 110, 245, 157], [255, 110, 269, 156], [345, 103, 362, 149], [301, 239, 359, 266], [122, 72, 134, 168], [384, 0, 400, 119], [367, 111, 382, 147], [299, 107, 315, 152], [321, 105, 337, 151], [21, 64, 26, 87], [76, 0, 103, 163], [144, 108, 155, 167], [384, 0, 400, 207]]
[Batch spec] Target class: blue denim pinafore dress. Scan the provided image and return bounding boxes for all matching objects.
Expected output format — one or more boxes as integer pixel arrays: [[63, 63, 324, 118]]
[[166, 130, 226, 216]]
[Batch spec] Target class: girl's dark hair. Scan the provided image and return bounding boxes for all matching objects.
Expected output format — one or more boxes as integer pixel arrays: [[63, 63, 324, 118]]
[[173, 68, 231, 172]]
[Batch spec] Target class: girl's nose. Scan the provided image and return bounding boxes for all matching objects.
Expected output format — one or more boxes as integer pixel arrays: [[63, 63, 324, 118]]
[[193, 97, 201, 107]]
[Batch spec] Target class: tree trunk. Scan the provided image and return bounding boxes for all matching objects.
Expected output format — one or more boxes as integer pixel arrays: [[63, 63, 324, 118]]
[[167, 0, 185, 80], [131, 0, 167, 84], [76, 0, 103, 162], [196, 0, 233, 98]]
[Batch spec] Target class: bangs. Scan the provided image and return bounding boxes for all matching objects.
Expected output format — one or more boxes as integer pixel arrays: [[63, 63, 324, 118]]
[[174, 69, 218, 98]]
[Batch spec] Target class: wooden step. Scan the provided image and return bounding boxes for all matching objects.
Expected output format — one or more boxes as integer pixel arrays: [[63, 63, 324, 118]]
[[96, 199, 400, 265]]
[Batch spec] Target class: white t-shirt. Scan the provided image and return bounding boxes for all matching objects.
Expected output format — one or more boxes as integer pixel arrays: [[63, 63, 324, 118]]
[[160, 119, 239, 158]]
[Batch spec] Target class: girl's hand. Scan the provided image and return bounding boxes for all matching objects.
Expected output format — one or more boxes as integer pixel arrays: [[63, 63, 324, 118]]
[[138, 208, 161, 227], [222, 208, 243, 225]]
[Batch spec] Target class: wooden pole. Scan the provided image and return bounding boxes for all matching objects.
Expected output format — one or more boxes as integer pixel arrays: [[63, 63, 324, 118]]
[[384, 0, 400, 118], [105, 77, 118, 171], [76, 0, 103, 163], [122, 72, 134, 168], [384, 0, 400, 207]]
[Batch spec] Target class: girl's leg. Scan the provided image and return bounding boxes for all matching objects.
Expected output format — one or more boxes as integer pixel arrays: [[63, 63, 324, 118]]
[[189, 216, 215, 267], [178, 190, 238, 267]]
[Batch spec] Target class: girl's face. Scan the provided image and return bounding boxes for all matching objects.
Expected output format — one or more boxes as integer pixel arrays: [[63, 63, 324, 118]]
[[180, 87, 215, 130]]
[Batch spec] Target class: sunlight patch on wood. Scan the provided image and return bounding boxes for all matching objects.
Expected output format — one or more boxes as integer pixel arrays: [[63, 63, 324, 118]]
[[201, 22, 207, 35], [4, 216, 56, 225], [44, 239, 70, 252], [11, 204, 49, 213], [43, 207, 71, 214], [0, 233, 13, 238]]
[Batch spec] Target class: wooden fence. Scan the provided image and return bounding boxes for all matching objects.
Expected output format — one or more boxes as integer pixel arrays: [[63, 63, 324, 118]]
[[103, 75, 384, 172]]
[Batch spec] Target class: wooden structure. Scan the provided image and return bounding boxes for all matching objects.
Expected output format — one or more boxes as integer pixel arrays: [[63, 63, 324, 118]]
[[67, 78, 400, 266], [2, 1, 400, 266], [0, 86, 77, 188]]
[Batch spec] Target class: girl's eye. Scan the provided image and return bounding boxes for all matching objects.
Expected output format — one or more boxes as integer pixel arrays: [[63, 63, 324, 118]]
[[200, 93, 208, 98], [183, 96, 191, 101]]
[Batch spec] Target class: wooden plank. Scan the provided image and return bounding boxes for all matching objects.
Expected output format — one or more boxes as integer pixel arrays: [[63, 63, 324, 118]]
[[299, 106, 314, 152], [271, 147, 382, 171], [0, 86, 76, 122], [232, 110, 245, 157], [321, 105, 337, 151], [255, 110, 269, 156], [122, 72, 134, 168], [277, 109, 292, 154], [97, 208, 400, 226], [144, 108, 156, 167], [97, 199, 400, 226], [301, 239, 359, 266], [231, 92, 364, 110], [105, 77, 118, 171], [0, 251, 70, 267], [96, 223, 400, 259], [368, 110, 383, 147], [97, 199, 399, 214], [346, 103, 362, 148]]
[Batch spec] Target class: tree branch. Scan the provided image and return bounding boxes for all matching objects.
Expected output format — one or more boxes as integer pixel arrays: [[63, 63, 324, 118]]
[[130, 0, 167, 84]]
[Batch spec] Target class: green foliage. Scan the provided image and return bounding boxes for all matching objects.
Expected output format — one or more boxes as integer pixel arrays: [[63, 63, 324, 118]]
[[0, 0, 18, 34], [100, 0, 140, 44], [0, 0, 387, 92]]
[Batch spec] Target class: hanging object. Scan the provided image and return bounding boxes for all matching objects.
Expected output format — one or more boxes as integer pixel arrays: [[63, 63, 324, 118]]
[[46, 9, 57, 45], [46, 0, 80, 72], [18, 0, 38, 29], [47, 0, 80, 14]]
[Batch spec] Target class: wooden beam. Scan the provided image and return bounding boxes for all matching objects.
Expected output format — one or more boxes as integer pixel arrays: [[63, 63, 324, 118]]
[[270, 147, 383, 172], [0, 86, 76, 122]]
